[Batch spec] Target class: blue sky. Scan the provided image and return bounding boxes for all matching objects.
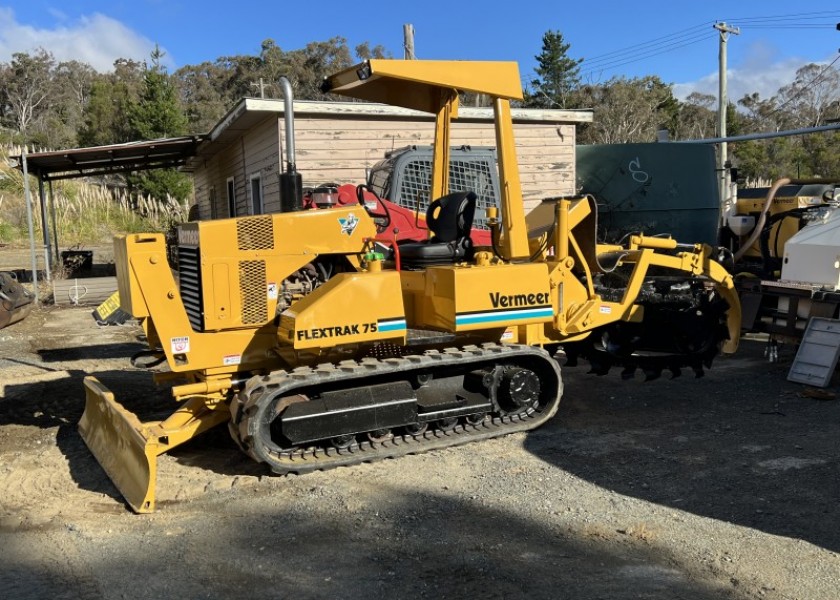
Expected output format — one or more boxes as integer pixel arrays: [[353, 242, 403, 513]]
[[1, 1, 839, 101]]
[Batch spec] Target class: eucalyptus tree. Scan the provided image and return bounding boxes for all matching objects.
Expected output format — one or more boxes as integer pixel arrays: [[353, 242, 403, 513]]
[[672, 92, 717, 141], [577, 76, 676, 144], [78, 58, 144, 146], [1, 49, 55, 139]]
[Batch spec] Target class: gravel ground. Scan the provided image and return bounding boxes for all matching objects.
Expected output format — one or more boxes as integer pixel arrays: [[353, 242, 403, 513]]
[[1, 305, 838, 599]]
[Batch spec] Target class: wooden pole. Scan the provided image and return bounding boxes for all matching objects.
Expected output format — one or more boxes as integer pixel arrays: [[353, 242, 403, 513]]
[[403, 24, 415, 59]]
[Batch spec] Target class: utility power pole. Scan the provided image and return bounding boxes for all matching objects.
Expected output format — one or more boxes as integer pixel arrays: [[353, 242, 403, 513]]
[[251, 78, 268, 98], [403, 24, 416, 59], [713, 22, 739, 213]]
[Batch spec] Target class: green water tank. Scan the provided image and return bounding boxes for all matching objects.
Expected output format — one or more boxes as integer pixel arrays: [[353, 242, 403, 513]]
[[576, 143, 720, 246]]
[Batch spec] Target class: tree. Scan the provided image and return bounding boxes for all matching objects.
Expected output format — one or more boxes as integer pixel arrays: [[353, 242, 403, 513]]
[[175, 61, 229, 132], [577, 76, 676, 144], [355, 42, 388, 61], [288, 37, 354, 99], [737, 92, 784, 130], [126, 46, 192, 201], [776, 63, 840, 128], [671, 92, 716, 140], [257, 38, 289, 94], [1, 49, 55, 138], [128, 46, 188, 140], [79, 77, 122, 146], [525, 30, 583, 109], [731, 69, 840, 183], [37, 59, 96, 147], [79, 58, 144, 146]]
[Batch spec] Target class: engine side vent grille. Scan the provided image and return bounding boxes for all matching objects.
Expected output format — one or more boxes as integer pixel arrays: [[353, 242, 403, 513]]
[[237, 216, 274, 251], [239, 260, 267, 325], [178, 246, 203, 331]]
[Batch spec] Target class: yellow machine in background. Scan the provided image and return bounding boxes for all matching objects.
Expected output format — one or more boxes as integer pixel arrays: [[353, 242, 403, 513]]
[[723, 178, 839, 343], [80, 59, 741, 512], [730, 180, 838, 273]]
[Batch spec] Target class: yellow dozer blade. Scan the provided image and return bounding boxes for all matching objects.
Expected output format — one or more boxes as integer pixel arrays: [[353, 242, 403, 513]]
[[79, 377, 159, 512], [79, 376, 230, 512]]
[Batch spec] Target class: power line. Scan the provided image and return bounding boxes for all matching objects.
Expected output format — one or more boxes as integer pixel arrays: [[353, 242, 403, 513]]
[[581, 30, 711, 68], [580, 22, 711, 64], [739, 25, 838, 30], [572, 11, 840, 79], [579, 31, 714, 78], [724, 10, 840, 23]]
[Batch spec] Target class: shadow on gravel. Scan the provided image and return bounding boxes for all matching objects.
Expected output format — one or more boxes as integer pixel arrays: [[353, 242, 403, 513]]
[[525, 338, 840, 553], [0, 487, 740, 600], [1, 362, 266, 506], [0, 368, 169, 507], [37, 342, 146, 362]]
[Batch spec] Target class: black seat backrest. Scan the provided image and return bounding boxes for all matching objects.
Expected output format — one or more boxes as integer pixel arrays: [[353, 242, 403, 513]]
[[426, 191, 477, 243]]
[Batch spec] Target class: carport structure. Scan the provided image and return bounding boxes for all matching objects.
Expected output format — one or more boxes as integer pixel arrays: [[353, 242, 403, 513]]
[[12, 136, 202, 291]]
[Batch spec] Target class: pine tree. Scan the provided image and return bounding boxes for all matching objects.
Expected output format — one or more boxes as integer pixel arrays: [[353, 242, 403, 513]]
[[127, 46, 192, 202], [129, 46, 188, 139], [526, 30, 583, 109]]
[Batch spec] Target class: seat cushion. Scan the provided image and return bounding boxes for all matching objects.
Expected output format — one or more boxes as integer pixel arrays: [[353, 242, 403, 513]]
[[399, 239, 473, 268]]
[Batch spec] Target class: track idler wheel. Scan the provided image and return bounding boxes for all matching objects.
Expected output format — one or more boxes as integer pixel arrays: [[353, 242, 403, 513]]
[[497, 366, 540, 413]]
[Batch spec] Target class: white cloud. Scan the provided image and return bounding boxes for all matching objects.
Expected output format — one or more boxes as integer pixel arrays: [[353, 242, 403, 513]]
[[673, 40, 828, 103], [0, 7, 169, 72]]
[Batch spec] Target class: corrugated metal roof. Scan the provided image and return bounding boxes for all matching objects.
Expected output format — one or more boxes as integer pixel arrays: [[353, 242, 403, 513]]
[[13, 136, 204, 181]]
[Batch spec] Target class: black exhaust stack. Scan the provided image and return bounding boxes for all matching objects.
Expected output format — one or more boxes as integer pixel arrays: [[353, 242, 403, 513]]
[[278, 76, 303, 213]]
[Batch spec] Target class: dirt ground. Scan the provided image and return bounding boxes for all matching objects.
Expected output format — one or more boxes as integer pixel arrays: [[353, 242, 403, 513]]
[[1, 304, 839, 599]]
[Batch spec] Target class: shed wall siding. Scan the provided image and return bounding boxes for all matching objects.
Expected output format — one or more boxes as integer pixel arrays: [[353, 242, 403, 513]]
[[242, 117, 280, 214], [194, 140, 247, 219], [194, 113, 576, 218]]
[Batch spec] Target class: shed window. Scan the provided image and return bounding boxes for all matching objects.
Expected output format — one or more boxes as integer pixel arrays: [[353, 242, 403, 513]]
[[226, 177, 236, 217], [249, 173, 263, 215]]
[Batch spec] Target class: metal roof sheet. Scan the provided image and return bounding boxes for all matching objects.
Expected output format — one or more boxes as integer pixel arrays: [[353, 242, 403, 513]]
[[13, 136, 203, 181]]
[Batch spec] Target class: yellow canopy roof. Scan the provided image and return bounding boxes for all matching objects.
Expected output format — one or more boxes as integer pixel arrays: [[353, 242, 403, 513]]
[[322, 59, 523, 114]]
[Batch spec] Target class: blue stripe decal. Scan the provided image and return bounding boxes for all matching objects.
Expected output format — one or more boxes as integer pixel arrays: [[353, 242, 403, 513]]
[[378, 319, 407, 332], [456, 307, 554, 326]]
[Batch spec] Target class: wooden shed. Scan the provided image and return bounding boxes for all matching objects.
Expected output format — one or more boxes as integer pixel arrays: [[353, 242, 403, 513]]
[[185, 98, 592, 219]]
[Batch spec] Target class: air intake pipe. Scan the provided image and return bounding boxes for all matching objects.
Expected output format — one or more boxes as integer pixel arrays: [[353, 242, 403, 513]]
[[278, 76, 303, 212]]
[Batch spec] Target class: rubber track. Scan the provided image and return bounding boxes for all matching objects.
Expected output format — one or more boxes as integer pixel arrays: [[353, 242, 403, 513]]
[[228, 344, 562, 474]]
